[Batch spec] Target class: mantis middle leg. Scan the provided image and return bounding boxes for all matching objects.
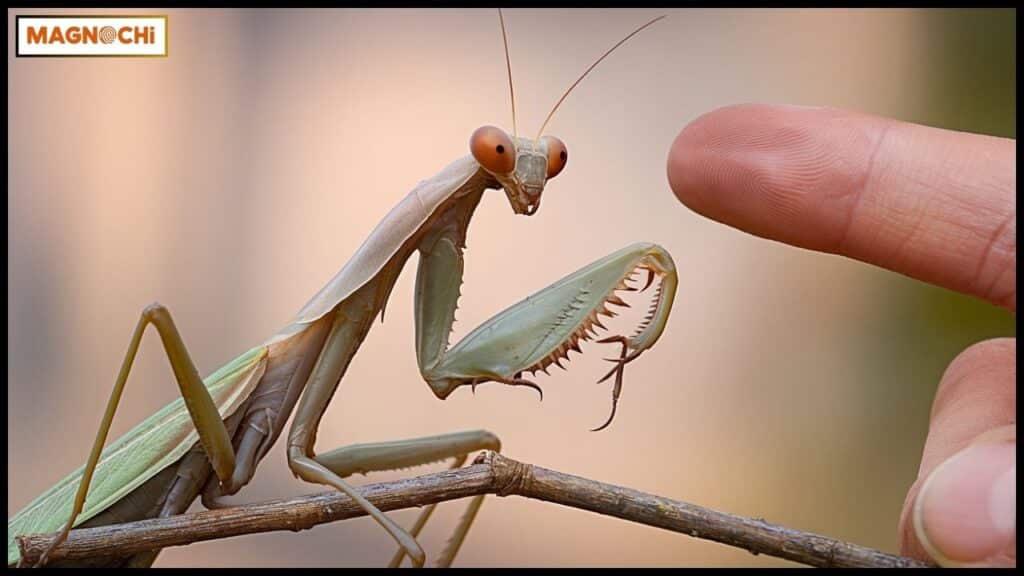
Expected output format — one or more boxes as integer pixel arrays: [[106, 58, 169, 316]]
[[286, 283, 435, 567], [287, 319, 501, 567], [317, 430, 502, 568]]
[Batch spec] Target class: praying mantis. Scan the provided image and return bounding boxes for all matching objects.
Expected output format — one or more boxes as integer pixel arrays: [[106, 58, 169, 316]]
[[8, 12, 677, 568]]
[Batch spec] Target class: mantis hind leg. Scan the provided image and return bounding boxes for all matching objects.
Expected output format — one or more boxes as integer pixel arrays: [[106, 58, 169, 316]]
[[315, 430, 502, 567], [32, 303, 242, 567]]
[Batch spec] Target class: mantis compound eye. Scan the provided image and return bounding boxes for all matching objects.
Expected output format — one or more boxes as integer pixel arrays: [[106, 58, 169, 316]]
[[541, 135, 568, 179], [470, 125, 516, 174]]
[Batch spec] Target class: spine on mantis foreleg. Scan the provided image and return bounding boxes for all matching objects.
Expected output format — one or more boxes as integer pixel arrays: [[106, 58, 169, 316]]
[[415, 233, 466, 376], [412, 188, 487, 383]]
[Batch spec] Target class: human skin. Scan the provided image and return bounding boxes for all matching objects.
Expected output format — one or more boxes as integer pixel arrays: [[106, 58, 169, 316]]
[[667, 104, 1015, 567]]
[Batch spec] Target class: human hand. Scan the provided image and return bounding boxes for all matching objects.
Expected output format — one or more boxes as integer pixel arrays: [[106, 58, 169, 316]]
[[666, 104, 1015, 567]]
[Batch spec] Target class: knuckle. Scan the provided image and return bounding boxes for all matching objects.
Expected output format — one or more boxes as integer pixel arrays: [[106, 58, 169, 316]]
[[944, 337, 1014, 379], [972, 213, 1016, 309], [932, 338, 1015, 419]]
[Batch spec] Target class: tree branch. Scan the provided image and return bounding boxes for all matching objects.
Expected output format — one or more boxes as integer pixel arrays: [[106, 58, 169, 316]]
[[16, 452, 933, 568]]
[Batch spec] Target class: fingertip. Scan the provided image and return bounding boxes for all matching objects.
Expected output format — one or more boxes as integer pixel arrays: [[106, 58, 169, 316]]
[[666, 118, 690, 207], [666, 106, 716, 210], [667, 103, 770, 212], [665, 103, 878, 250], [667, 104, 1016, 307]]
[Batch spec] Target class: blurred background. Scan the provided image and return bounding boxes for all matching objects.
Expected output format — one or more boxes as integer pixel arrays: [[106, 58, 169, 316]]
[[7, 8, 1015, 567]]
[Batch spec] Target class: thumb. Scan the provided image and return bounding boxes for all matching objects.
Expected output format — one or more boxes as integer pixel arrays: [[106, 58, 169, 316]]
[[898, 339, 1016, 567]]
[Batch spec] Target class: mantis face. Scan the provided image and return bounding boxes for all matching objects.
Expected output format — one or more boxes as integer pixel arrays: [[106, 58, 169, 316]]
[[470, 125, 568, 216]]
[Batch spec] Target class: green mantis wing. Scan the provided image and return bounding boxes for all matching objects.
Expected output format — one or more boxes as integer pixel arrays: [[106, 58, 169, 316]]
[[7, 345, 269, 565]]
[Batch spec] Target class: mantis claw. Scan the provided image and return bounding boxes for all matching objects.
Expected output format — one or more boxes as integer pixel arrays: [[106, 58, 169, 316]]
[[590, 396, 619, 432], [518, 380, 545, 402], [591, 335, 640, 431], [499, 377, 544, 401], [463, 376, 542, 401], [596, 364, 620, 385]]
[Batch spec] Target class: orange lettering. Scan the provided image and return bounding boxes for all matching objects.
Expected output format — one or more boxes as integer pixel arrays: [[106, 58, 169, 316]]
[[26, 26, 48, 44]]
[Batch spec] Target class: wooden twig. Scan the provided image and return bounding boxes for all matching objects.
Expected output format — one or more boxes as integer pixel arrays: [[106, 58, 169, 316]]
[[16, 452, 933, 568]]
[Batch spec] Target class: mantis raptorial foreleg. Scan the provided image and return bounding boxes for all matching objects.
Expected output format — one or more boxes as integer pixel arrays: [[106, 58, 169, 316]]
[[32, 304, 258, 567], [315, 430, 501, 568], [416, 240, 678, 414]]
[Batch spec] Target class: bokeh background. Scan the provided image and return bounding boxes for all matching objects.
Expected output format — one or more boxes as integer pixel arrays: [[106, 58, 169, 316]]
[[7, 8, 1015, 567]]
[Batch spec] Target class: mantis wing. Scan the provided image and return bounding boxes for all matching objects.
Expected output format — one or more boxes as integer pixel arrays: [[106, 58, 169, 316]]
[[7, 345, 268, 565], [284, 155, 481, 330]]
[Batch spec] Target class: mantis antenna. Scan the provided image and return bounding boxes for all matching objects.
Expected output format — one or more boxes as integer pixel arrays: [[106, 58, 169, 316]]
[[535, 14, 667, 141], [498, 8, 517, 140]]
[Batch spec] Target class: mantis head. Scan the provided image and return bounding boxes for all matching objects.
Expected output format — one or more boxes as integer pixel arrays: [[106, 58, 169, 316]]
[[469, 126, 567, 216], [468, 11, 663, 216]]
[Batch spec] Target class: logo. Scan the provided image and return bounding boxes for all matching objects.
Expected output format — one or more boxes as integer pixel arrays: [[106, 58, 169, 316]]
[[16, 15, 167, 57]]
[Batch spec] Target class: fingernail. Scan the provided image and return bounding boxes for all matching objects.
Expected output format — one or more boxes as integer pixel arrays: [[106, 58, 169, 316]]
[[914, 441, 1016, 567]]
